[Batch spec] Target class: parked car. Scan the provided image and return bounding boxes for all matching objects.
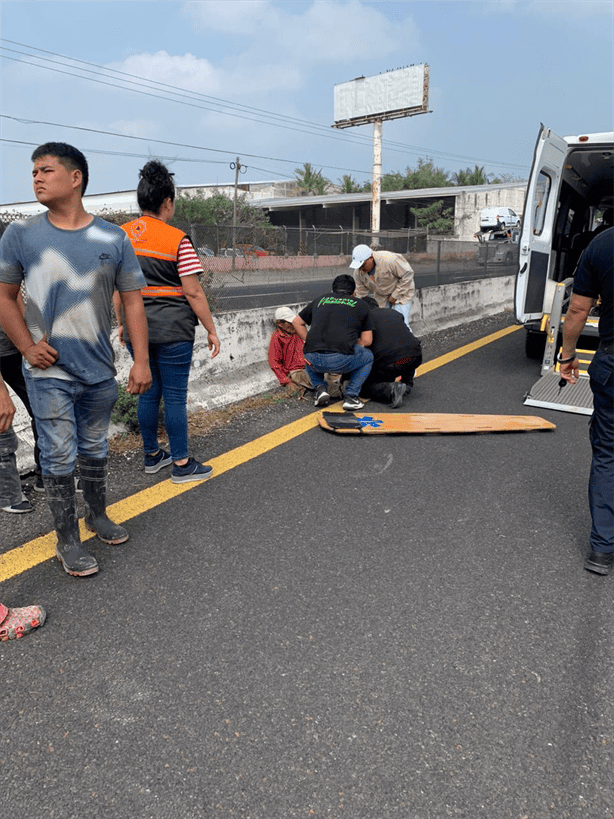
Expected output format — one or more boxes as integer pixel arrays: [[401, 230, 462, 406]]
[[196, 246, 215, 257], [236, 243, 269, 257], [220, 247, 246, 258], [475, 229, 519, 265]]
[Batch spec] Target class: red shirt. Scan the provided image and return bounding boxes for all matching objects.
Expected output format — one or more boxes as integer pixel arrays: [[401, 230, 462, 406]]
[[268, 330, 306, 385]]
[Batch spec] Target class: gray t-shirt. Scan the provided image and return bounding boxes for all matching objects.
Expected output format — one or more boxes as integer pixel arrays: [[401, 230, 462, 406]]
[[0, 213, 146, 383]]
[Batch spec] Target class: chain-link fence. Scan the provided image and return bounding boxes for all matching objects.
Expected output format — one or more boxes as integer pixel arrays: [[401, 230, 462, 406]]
[[0, 214, 519, 315]]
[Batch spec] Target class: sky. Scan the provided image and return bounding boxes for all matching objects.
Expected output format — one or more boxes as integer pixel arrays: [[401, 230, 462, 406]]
[[0, 0, 612, 205]]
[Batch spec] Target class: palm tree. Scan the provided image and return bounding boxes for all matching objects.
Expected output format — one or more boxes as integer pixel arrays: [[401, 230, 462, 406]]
[[339, 174, 361, 193], [294, 162, 330, 195]]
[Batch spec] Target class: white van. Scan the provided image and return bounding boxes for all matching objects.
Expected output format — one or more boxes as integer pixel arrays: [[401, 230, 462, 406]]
[[515, 125, 614, 358], [479, 206, 520, 232]]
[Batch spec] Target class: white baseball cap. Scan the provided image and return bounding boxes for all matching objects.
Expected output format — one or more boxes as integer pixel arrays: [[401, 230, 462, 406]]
[[274, 307, 296, 323], [349, 244, 373, 270]]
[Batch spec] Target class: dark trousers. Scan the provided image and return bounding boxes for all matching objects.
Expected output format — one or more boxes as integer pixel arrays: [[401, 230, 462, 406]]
[[588, 349, 614, 553], [361, 353, 423, 402], [0, 353, 41, 472]]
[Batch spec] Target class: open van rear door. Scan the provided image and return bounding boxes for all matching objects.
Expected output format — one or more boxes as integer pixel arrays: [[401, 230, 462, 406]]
[[515, 125, 569, 324]]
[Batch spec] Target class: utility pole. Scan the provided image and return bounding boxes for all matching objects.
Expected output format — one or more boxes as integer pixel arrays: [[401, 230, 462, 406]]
[[231, 157, 241, 272], [371, 120, 382, 246]]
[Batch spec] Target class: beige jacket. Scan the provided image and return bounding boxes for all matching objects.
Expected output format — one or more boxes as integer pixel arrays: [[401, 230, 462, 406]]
[[353, 250, 415, 306]]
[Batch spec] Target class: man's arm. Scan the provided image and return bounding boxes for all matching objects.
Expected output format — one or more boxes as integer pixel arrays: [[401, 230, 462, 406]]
[[357, 330, 372, 347], [0, 373, 16, 434], [119, 289, 152, 394], [0, 283, 58, 368], [389, 258, 415, 304], [559, 293, 593, 383], [353, 273, 369, 299], [292, 315, 308, 342]]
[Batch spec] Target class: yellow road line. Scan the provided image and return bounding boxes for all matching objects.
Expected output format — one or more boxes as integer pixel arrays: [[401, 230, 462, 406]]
[[415, 323, 520, 377], [0, 323, 521, 582]]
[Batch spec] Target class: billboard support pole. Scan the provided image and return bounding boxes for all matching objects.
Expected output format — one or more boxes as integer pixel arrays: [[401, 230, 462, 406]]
[[371, 119, 383, 246]]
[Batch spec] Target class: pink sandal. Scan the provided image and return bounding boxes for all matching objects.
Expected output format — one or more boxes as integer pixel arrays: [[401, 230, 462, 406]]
[[0, 602, 46, 641]]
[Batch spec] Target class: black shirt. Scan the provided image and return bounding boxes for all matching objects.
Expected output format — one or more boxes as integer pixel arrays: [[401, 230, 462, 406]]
[[368, 308, 422, 366], [299, 292, 373, 355], [573, 227, 613, 343]]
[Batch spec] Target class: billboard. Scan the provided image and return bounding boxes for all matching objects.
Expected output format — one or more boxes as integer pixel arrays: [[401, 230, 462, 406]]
[[333, 65, 429, 129]]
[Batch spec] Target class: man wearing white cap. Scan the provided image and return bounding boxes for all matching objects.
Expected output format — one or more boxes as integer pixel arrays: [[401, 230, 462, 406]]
[[350, 244, 415, 328]]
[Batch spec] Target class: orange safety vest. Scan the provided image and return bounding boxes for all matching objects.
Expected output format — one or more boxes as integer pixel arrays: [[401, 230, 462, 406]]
[[122, 216, 197, 344]]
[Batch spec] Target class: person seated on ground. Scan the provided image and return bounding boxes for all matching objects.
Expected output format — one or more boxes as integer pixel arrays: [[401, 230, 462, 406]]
[[358, 296, 423, 408], [0, 375, 45, 641], [268, 307, 342, 398], [292, 274, 373, 411], [0, 601, 46, 641], [0, 370, 32, 513]]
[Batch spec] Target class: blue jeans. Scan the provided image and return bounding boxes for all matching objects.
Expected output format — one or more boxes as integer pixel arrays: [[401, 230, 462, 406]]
[[305, 345, 373, 397], [131, 341, 193, 462], [588, 349, 614, 553], [388, 300, 412, 330], [23, 372, 118, 476]]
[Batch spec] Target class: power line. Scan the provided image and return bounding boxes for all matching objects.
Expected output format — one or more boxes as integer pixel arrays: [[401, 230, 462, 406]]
[[0, 116, 374, 176], [0, 39, 530, 173]]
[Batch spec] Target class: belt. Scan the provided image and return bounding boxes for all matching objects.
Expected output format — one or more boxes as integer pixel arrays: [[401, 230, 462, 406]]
[[141, 285, 184, 297]]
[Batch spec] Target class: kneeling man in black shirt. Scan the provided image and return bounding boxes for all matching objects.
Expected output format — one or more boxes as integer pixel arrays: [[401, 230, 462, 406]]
[[293, 275, 373, 410], [360, 296, 423, 407]]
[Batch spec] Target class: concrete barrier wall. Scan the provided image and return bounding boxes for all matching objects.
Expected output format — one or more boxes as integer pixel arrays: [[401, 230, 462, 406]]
[[13, 274, 514, 472]]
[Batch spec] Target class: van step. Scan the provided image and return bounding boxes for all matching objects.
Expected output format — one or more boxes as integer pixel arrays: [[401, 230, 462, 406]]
[[524, 370, 593, 415]]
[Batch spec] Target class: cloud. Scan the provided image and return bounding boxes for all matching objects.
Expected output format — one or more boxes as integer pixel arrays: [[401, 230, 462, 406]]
[[181, 0, 278, 34], [105, 51, 221, 94], [182, 0, 420, 64]]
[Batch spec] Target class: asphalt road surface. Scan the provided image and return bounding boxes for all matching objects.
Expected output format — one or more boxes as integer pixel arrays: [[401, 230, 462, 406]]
[[2, 313, 612, 819], [214, 263, 514, 311]]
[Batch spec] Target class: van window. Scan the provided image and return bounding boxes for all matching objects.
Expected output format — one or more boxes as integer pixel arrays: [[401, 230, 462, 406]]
[[532, 171, 551, 236]]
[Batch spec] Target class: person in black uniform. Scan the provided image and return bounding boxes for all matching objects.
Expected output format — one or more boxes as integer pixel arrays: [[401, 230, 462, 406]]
[[559, 227, 613, 575], [292, 275, 373, 411], [359, 296, 423, 408]]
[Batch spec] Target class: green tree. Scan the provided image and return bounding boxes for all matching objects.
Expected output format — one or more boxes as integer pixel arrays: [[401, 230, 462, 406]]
[[451, 165, 491, 186], [381, 172, 405, 192], [404, 158, 451, 190], [294, 162, 330, 195], [339, 174, 362, 193], [410, 200, 454, 234], [172, 190, 271, 229]]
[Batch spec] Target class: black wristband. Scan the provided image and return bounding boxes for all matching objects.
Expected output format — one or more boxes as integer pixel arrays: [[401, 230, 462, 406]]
[[557, 353, 577, 364]]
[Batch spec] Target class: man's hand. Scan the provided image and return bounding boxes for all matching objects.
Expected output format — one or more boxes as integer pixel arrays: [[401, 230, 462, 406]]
[[207, 332, 221, 359], [0, 386, 16, 433], [23, 334, 58, 369], [126, 361, 152, 395], [559, 357, 579, 385], [388, 294, 397, 304]]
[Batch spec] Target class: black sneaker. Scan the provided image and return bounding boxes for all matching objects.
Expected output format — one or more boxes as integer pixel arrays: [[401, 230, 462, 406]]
[[2, 498, 33, 514], [342, 395, 364, 411], [33, 473, 45, 493], [390, 382, 406, 409], [314, 385, 330, 407], [171, 457, 213, 484], [144, 448, 173, 474]]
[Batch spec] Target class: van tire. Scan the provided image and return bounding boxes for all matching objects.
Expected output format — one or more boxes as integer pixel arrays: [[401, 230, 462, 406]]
[[525, 329, 546, 360]]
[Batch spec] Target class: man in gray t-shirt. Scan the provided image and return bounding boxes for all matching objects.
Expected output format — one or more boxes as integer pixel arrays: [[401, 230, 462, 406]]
[[0, 142, 151, 577]]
